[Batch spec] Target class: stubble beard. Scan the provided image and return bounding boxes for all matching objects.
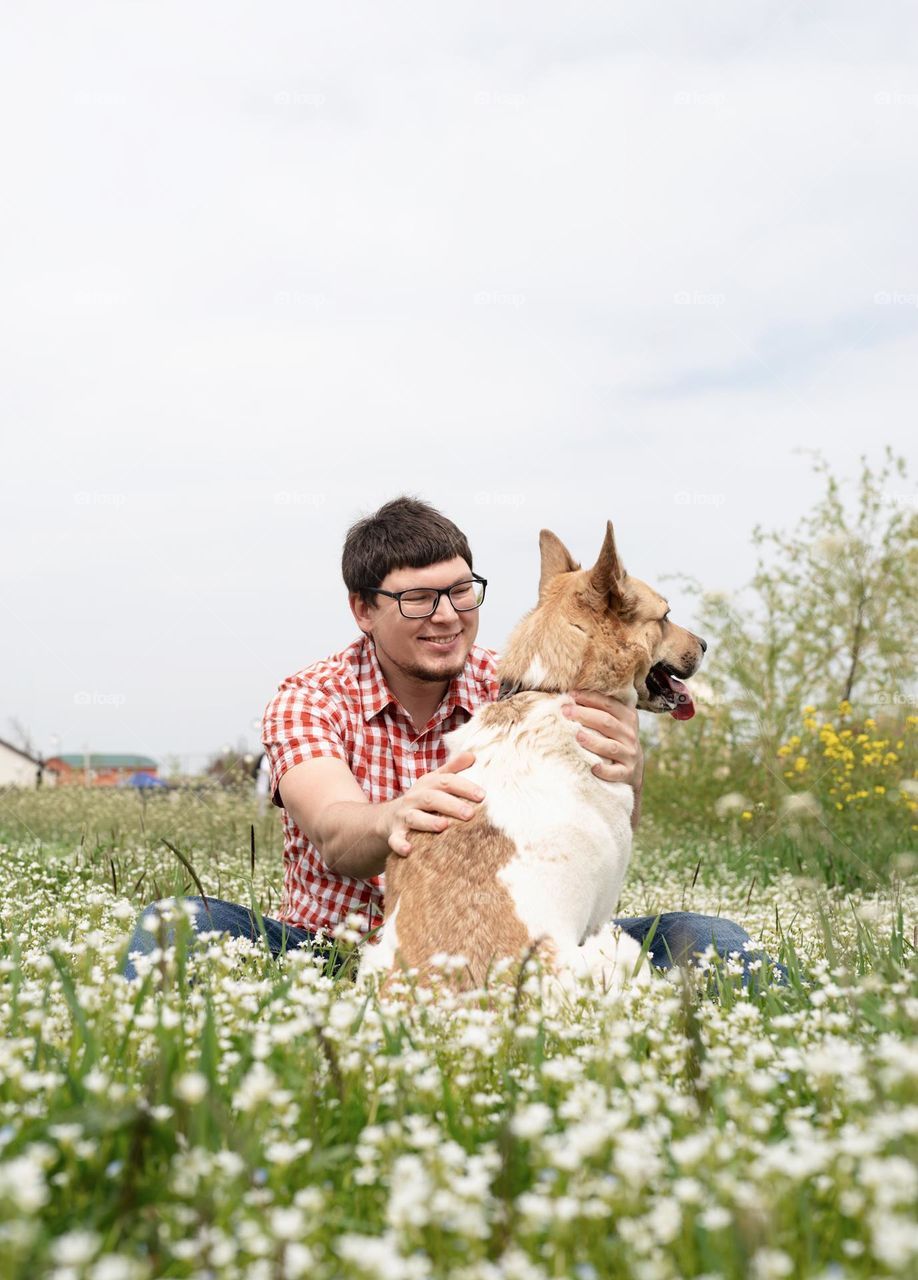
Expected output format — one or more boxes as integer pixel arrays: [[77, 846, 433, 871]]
[[397, 655, 468, 683], [390, 636, 471, 684], [372, 625, 474, 686]]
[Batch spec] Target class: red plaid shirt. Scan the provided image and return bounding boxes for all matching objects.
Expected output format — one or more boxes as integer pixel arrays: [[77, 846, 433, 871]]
[[261, 635, 500, 933]]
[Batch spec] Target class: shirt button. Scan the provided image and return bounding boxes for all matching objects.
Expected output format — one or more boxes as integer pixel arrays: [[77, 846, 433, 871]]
[[408, 743, 419, 753]]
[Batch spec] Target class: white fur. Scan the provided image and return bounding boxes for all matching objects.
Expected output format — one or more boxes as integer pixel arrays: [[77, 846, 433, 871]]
[[362, 693, 649, 993], [359, 899, 401, 978], [521, 654, 549, 688]]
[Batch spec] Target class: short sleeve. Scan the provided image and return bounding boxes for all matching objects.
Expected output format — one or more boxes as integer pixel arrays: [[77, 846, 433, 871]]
[[261, 682, 350, 808]]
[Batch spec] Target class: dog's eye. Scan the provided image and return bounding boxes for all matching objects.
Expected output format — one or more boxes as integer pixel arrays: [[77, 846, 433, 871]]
[[660, 612, 670, 623]]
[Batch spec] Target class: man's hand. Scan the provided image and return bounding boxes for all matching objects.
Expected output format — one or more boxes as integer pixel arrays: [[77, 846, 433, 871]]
[[563, 692, 644, 788], [386, 752, 484, 857]]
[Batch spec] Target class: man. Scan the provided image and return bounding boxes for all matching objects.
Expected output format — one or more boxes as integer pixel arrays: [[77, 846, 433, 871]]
[[124, 497, 772, 983]]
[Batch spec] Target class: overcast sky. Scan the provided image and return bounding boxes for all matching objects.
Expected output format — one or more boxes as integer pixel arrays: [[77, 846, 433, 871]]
[[2, 2, 917, 771]]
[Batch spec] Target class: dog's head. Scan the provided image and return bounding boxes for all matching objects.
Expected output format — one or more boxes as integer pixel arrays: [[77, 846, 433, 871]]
[[497, 522, 705, 718]]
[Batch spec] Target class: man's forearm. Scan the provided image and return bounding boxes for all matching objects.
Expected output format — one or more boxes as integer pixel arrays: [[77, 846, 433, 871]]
[[309, 800, 395, 881]]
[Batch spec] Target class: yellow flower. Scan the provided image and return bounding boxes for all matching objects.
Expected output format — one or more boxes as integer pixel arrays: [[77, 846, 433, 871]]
[[740, 811, 753, 821], [838, 699, 852, 716], [803, 718, 818, 732], [794, 756, 808, 773], [803, 704, 816, 715], [864, 717, 876, 730], [875, 785, 886, 795]]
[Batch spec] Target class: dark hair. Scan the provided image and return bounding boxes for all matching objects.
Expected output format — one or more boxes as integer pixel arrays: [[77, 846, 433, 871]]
[[342, 496, 473, 604]]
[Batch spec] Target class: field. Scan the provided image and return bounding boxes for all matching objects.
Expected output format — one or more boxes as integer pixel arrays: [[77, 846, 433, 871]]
[[1, 786, 917, 1280]]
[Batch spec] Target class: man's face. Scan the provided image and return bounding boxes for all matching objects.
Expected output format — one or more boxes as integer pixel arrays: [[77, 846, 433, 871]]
[[351, 556, 481, 684]]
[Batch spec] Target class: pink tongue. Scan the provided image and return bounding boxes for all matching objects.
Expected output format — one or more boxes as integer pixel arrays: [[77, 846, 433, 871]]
[[668, 676, 695, 720]]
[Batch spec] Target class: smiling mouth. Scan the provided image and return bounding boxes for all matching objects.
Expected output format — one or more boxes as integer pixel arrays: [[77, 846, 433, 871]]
[[646, 663, 695, 720], [419, 633, 461, 646]]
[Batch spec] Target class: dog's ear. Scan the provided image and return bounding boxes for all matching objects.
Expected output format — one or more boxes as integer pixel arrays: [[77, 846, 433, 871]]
[[588, 521, 627, 606], [538, 529, 580, 598]]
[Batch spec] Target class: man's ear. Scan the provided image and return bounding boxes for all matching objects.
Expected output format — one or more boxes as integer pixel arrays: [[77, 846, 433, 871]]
[[349, 591, 375, 634]]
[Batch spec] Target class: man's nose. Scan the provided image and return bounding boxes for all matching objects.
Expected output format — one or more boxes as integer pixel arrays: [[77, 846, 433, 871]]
[[431, 592, 460, 621]]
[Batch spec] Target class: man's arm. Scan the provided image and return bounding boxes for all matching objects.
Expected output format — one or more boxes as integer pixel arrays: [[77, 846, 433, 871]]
[[277, 753, 483, 879], [278, 758, 392, 879]]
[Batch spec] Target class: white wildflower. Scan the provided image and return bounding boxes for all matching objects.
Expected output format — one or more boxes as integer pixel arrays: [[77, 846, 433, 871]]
[[232, 1061, 278, 1112], [750, 1248, 793, 1279], [714, 792, 748, 819], [51, 1231, 100, 1266], [283, 1243, 314, 1279], [510, 1104, 554, 1140], [271, 1207, 305, 1240], [174, 1072, 208, 1104]]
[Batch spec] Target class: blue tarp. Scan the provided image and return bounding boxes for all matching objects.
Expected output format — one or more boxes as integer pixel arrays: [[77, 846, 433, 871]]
[[125, 771, 168, 789]]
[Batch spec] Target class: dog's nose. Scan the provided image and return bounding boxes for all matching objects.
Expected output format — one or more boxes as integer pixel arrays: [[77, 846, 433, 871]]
[[697, 635, 707, 653]]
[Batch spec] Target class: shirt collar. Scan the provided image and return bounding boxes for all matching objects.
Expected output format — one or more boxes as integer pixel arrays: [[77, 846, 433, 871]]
[[359, 635, 479, 725]]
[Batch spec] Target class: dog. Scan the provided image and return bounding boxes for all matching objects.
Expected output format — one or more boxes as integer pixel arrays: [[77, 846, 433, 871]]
[[358, 522, 705, 995]]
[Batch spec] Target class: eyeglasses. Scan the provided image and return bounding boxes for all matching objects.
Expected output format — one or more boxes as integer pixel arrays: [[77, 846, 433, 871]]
[[363, 573, 488, 619]]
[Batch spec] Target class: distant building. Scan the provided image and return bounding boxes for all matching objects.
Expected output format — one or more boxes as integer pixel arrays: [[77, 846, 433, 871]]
[[0, 737, 44, 788], [45, 753, 158, 787]]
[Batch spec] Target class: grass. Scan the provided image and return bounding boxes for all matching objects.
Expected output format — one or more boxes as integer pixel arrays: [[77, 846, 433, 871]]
[[0, 787, 916, 1279]]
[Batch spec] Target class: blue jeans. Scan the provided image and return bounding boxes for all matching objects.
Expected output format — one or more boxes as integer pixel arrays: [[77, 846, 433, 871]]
[[122, 897, 786, 986]]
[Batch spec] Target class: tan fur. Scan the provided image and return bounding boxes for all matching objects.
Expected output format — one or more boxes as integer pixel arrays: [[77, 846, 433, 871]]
[[499, 523, 701, 712], [385, 810, 541, 990]]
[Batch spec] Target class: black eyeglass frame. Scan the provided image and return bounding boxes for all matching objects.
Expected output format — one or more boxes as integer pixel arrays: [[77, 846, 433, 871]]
[[362, 572, 488, 619]]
